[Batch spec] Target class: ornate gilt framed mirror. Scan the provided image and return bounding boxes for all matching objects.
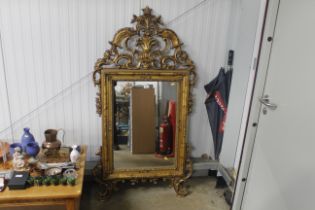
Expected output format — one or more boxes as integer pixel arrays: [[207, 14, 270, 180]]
[[92, 7, 196, 198]]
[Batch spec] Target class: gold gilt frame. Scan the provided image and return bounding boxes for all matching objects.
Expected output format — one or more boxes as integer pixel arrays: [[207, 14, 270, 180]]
[[92, 7, 196, 199]]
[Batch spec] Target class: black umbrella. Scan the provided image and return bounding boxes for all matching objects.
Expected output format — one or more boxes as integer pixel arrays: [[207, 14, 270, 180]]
[[204, 51, 233, 160]]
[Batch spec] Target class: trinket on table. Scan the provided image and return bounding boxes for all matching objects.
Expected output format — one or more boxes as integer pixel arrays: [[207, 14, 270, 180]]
[[42, 129, 64, 156], [12, 147, 25, 171], [70, 145, 80, 163]]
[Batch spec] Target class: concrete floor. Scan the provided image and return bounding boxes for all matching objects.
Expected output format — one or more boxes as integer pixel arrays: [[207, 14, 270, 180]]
[[80, 177, 230, 210]]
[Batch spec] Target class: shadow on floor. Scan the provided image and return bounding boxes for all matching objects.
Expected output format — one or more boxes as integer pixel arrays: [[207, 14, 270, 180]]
[[80, 177, 230, 210]]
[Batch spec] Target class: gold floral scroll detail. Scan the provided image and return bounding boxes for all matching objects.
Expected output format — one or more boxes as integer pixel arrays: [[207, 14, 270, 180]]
[[93, 6, 196, 116]]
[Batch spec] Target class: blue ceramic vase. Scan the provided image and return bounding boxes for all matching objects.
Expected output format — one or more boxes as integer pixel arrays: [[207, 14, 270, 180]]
[[21, 127, 35, 152], [25, 142, 40, 157]]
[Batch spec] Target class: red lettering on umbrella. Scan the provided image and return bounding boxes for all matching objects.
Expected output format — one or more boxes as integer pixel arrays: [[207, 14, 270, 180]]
[[214, 91, 227, 133]]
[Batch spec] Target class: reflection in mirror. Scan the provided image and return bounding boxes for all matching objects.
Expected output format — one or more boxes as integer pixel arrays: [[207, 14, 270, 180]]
[[113, 81, 178, 170]]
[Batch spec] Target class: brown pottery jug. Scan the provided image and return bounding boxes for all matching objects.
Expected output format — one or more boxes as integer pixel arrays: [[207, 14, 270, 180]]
[[42, 129, 64, 154]]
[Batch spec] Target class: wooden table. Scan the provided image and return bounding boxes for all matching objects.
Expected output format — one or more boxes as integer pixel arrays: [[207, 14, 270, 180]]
[[0, 145, 86, 210]]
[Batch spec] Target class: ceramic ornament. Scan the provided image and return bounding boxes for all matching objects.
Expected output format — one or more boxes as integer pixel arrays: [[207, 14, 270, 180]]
[[70, 145, 80, 163]]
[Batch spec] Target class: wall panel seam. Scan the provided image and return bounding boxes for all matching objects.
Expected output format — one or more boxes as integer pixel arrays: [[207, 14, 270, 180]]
[[0, 26, 14, 140]]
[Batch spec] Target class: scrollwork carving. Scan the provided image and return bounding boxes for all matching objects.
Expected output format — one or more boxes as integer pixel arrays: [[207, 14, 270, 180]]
[[93, 6, 196, 116]]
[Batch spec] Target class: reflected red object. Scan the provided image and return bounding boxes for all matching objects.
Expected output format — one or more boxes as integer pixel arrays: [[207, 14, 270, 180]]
[[159, 116, 171, 155], [168, 100, 176, 157]]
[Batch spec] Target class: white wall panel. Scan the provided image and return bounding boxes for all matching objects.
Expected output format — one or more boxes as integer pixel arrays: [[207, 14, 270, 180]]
[[0, 0, 233, 160], [0, 30, 12, 140], [140, 0, 204, 23]]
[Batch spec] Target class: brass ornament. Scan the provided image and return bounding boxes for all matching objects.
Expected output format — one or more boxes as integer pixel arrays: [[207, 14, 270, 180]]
[[93, 6, 196, 116], [172, 145, 193, 196]]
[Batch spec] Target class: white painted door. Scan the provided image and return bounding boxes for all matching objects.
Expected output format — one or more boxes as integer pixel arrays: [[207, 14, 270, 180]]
[[241, 0, 315, 210]]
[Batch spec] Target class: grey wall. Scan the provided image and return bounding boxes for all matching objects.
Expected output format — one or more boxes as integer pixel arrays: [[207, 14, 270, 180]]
[[0, 0, 233, 160], [160, 82, 177, 120]]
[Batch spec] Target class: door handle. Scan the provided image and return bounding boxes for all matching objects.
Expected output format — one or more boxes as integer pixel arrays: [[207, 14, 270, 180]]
[[259, 96, 278, 110]]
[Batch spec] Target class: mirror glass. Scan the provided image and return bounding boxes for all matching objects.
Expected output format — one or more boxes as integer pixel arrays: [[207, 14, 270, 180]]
[[113, 81, 178, 170]]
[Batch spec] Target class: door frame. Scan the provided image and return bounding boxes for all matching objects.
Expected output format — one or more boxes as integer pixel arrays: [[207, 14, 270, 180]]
[[232, 0, 280, 209]]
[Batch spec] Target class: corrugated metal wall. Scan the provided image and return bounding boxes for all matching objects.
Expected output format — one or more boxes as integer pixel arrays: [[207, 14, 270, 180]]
[[0, 0, 232, 160]]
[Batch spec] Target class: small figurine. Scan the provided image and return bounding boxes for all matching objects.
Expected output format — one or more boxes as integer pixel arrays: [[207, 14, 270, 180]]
[[12, 147, 25, 170], [70, 145, 80, 163]]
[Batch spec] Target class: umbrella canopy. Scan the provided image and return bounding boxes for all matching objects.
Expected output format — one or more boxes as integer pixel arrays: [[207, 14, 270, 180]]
[[204, 68, 232, 160]]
